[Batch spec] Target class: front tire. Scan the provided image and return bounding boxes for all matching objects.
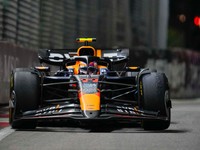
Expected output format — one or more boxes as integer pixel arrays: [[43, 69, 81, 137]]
[[141, 72, 171, 130], [9, 68, 40, 129]]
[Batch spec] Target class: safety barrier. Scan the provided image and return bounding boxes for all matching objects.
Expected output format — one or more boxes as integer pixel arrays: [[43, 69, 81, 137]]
[[129, 47, 200, 98], [0, 42, 37, 104]]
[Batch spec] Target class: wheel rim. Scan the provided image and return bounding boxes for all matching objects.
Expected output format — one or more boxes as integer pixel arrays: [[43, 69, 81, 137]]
[[9, 90, 16, 123], [164, 90, 170, 120]]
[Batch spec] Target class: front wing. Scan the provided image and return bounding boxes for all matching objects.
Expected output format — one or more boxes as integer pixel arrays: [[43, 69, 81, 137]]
[[18, 103, 168, 122]]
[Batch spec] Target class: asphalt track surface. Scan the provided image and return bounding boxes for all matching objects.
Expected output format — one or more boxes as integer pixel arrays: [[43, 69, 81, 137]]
[[0, 99, 200, 150]]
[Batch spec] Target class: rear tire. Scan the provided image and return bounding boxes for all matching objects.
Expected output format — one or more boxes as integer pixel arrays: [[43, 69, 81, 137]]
[[10, 68, 40, 129], [141, 72, 171, 130]]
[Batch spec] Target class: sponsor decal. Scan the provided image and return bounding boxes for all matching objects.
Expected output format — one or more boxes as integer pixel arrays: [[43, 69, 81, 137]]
[[81, 78, 98, 94], [116, 106, 138, 115], [35, 106, 63, 116]]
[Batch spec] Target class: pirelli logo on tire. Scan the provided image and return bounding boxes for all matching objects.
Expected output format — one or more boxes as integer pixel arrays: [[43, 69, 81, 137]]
[[139, 81, 143, 96], [10, 74, 14, 89]]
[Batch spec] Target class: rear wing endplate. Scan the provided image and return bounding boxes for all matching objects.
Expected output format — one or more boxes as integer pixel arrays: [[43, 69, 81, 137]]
[[38, 49, 77, 65], [101, 48, 129, 63]]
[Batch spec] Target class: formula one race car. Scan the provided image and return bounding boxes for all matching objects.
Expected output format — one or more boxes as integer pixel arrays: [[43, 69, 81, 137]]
[[9, 38, 171, 130]]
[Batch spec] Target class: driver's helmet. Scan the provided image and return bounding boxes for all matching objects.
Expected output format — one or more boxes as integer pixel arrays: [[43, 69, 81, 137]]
[[88, 61, 98, 74]]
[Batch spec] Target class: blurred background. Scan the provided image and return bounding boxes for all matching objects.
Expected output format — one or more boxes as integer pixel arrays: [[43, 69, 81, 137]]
[[0, 0, 200, 104]]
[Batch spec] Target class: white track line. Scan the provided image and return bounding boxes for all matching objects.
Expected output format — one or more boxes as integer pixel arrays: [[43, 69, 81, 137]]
[[0, 127, 15, 141], [0, 118, 8, 122]]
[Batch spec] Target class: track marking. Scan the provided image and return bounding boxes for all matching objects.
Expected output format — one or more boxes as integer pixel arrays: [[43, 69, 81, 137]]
[[0, 113, 9, 128], [0, 122, 9, 127], [0, 127, 15, 141], [0, 114, 9, 118], [0, 106, 9, 129]]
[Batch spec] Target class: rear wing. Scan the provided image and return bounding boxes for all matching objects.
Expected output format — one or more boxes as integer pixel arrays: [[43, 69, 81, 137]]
[[38, 48, 129, 66], [101, 48, 129, 64], [38, 49, 77, 65]]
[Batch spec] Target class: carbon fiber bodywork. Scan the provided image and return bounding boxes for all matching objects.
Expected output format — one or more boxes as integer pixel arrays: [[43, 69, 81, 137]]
[[10, 42, 171, 130], [16, 73, 169, 123]]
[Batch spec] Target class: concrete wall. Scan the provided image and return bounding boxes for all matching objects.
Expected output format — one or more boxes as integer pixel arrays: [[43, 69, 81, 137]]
[[129, 48, 200, 98], [0, 42, 37, 104]]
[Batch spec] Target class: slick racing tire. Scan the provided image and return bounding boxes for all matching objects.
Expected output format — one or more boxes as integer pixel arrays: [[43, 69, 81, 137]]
[[10, 68, 40, 129], [141, 72, 171, 130]]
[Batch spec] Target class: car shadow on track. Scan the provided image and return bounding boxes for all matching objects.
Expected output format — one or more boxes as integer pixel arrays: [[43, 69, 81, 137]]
[[15, 121, 190, 134], [16, 127, 189, 134]]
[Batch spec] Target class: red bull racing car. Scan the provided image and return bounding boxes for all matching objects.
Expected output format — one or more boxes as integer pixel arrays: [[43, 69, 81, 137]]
[[9, 38, 171, 130]]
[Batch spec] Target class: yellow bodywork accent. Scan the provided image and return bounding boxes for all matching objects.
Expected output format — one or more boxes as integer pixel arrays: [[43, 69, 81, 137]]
[[79, 93, 100, 111], [76, 38, 96, 43]]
